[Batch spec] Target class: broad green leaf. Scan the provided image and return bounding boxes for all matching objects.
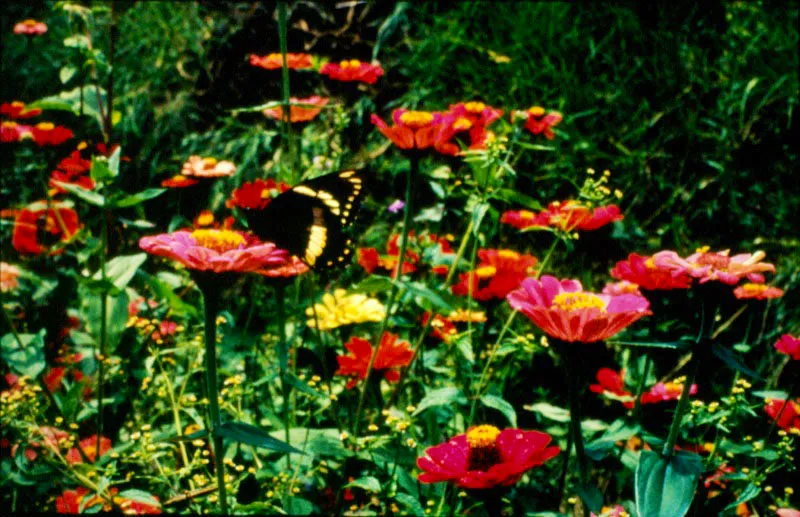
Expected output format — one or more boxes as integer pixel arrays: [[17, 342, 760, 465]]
[[635, 450, 702, 517], [345, 476, 381, 492], [217, 421, 303, 455], [59, 66, 77, 84], [51, 181, 106, 207], [399, 281, 454, 312], [413, 387, 466, 416], [524, 402, 571, 423], [1, 330, 47, 379], [90, 156, 116, 183], [480, 394, 517, 426], [454, 335, 475, 363], [285, 497, 314, 516], [111, 189, 166, 208], [586, 420, 641, 460], [350, 275, 394, 294], [712, 344, 763, 380], [117, 489, 160, 508], [576, 483, 603, 514], [490, 188, 543, 211], [751, 390, 788, 400], [724, 482, 760, 512], [395, 492, 425, 517], [93, 253, 147, 292], [80, 291, 130, 353]]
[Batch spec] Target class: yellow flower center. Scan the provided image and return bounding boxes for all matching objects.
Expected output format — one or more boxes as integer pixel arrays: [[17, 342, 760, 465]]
[[399, 111, 434, 128], [77, 141, 88, 150], [466, 425, 502, 472], [36, 122, 55, 130], [196, 211, 215, 227], [191, 229, 245, 253], [464, 101, 486, 113], [528, 106, 545, 117], [740, 283, 768, 295], [552, 292, 607, 312], [340, 59, 361, 68], [23, 19, 37, 26], [11, 101, 24, 108], [452, 117, 472, 130], [202, 157, 218, 167], [2, 121, 16, 129], [474, 265, 497, 279], [466, 425, 501, 448], [497, 250, 520, 260]]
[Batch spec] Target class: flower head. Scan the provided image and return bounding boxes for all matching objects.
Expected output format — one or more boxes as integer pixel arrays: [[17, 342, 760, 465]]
[[320, 59, 384, 84], [591, 506, 630, 517], [590, 368, 635, 408], [640, 380, 698, 405], [357, 232, 453, 279], [388, 199, 405, 214], [65, 434, 112, 464], [775, 334, 800, 360], [249, 52, 313, 70], [1, 121, 30, 142], [733, 283, 784, 300], [1, 262, 21, 292], [611, 252, 693, 291], [14, 19, 47, 36], [764, 398, 800, 431], [181, 156, 236, 178], [305, 288, 385, 330], [602, 281, 642, 297], [520, 106, 562, 139], [1, 101, 42, 119], [226, 178, 291, 211], [29, 122, 73, 146], [12, 201, 81, 255], [503, 201, 623, 232], [335, 332, 413, 389], [370, 109, 468, 155], [49, 150, 96, 194], [452, 249, 538, 301], [507, 275, 651, 343], [139, 230, 288, 274], [256, 255, 310, 279], [653, 248, 775, 285], [416, 425, 559, 489], [263, 96, 329, 123], [161, 174, 199, 188], [448, 101, 504, 150]]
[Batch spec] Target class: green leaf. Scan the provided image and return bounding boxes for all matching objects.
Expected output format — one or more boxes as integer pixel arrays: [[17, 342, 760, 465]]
[[141, 272, 197, 317], [1, 330, 47, 379], [80, 291, 130, 353], [90, 156, 116, 183], [345, 476, 381, 493], [350, 275, 394, 294], [110, 189, 166, 208], [724, 482, 760, 512], [412, 387, 466, 416], [51, 181, 106, 207], [480, 394, 517, 426], [611, 340, 692, 350], [285, 498, 314, 516], [399, 281, 454, 312], [59, 66, 77, 84], [524, 402, 571, 422], [117, 489, 160, 508], [751, 390, 788, 400], [217, 421, 304, 455], [470, 201, 490, 237], [712, 344, 763, 381], [575, 483, 603, 514], [395, 492, 425, 517], [490, 188, 543, 210], [454, 335, 475, 363], [93, 253, 147, 292], [635, 450, 702, 517], [372, 2, 410, 60], [586, 420, 641, 461]]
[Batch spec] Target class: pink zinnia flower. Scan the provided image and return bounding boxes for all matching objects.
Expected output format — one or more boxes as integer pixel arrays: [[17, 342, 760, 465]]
[[765, 398, 800, 431], [589, 368, 635, 408], [256, 255, 310, 279], [653, 248, 775, 285], [611, 252, 693, 290], [507, 275, 651, 343], [181, 156, 236, 178], [417, 425, 559, 489], [733, 283, 784, 300], [320, 59, 384, 84], [777, 509, 800, 517], [602, 281, 642, 297], [14, 19, 47, 36], [640, 380, 698, 404], [775, 334, 800, 360], [139, 229, 288, 274]]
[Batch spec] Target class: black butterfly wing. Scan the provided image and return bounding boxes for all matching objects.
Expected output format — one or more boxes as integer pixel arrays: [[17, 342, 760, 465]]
[[244, 169, 366, 270]]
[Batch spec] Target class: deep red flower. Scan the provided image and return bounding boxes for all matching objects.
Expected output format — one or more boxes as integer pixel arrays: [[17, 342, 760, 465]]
[[503, 201, 623, 233], [1, 121, 32, 142], [520, 106, 562, 139], [452, 249, 537, 301], [775, 334, 800, 360], [14, 19, 47, 36], [417, 425, 560, 489], [654, 248, 775, 286], [639, 380, 698, 405], [43, 367, 66, 392], [226, 178, 292, 211], [55, 487, 119, 513], [357, 232, 453, 278], [371, 109, 469, 156], [335, 332, 413, 389], [249, 52, 313, 70], [263, 96, 329, 123], [49, 170, 96, 194], [12, 202, 81, 255], [589, 368, 635, 409], [733, 283, 784, 300], [1, 101, 42, 119], [610, 252, 693, 291], [320, 59, 384, 84], [422, 313, 458, 343], [448, 101, 504, 150], [65, 434, 112, 464], [30, 122, 73, 146], [765, 398, 800, 430]]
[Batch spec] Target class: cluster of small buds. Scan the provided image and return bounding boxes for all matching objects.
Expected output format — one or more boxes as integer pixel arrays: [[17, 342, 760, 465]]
[[731, 378, 752, 395], [580, 168, 621, 205], [0, 377, 42, 421]]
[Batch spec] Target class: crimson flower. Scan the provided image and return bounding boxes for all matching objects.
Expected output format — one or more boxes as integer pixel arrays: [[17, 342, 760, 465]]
[[639, 380, 698, 405], [14, 19, 47, 36], [507, 275, 651, 343], [589, 368, 635, 408], [520, 106, 562, 139], [1, 101, 42, 119], [263, 96, 329, 123], [65, 434, 112, 464], [775, 334, 800, 360], [452, 249, 538, 301], [733, 283, 784, 300], [12, 202, 81, 255], [416, 425, 560, 489], [30, 122, 73, 146], [421, 313, 458, 343], [653, 248, 775, 285], [320, 59, 384, 84], [357, 231, 452, 278], [610, 252, 693, 290], [335, 332, 413, 389], [226, 178, 292, 211], [1, 121, 29, 142], [447, 101, 503, 150], [139, 229, 288, 274], [249, 52, 313, 70], [56, 487, 103, 513], [502, 201, 623, 232], [43, 367, 66, 392], [49, 150, 96, 193], [764, 398, 800, 431], [371, 109, 468, 156]]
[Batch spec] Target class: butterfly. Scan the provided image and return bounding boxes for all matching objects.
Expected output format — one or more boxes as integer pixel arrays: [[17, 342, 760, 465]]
[[244, 169, 367, 270]]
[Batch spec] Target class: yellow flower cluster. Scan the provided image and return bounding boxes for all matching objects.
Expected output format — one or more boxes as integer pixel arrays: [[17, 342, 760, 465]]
[[305, 289, 385, 330]]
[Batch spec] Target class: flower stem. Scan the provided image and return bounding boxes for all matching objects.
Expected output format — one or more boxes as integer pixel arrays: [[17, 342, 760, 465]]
[[564, 344, 588, 487], [277, 1, 296, 183], [96, 208, 108, 460], [467, 310, 517, 425], [201, 289, 228, 514], [276, 285, 292, 470]]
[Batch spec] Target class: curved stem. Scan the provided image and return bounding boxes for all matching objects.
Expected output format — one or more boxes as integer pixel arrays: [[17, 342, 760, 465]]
[[467, 311, 517, 425], [276, 285, 291, 470], [96, 208, 108, 460]]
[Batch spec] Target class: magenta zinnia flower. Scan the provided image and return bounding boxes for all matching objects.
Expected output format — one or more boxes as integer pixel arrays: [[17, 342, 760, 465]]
[[417, 425, 559, 489], [653, 248, 775, 285], [139, 229, 288, 274], [775, 334, 800, 360], [507, 275, 651, 343]]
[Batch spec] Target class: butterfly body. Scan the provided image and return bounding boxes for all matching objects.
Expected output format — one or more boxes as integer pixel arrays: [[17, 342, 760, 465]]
[[244, 169, 366, 270]]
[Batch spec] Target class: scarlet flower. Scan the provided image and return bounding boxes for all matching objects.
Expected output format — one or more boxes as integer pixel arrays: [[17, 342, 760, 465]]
[[775, 334, 800, 360], [263, 96, 329, 123], [733, 283, 784, 300], [421, 312, 458, 343], [611, 252, 693, 291], [502, 201, 623, 232], [12, 202, 81, 255], [507, 275, 651, 343], [1, 101, 42, 119], [703, 464, 735, 489], [181, 156, 236, 178], [320, 59, 384, 84], [357, 232, 452, 278], [30, 122, 73, 146], [765, 398, 800, 430], [653, 248, 776, 285], [43, 367, 66, 392], [1, 262, 21, 292], [452, 249, 538, 301], [602, 281, 642, 297], [161, 174, 199, 188], [448, 101, 504, 150], [14, 19, 47, 36], [520, 106, 563, 139], [335, 332, 413, 389], [589, 368, 635, 408], [49, 170, 96, 194], [1, 121, 31, 142], [417, 425, 560, 489], [249, 52, 313, 70], [370, 109, 468, 155], [139, 229, 288, 274], [119, 496, 162, 515], [65, 434, 112, 464], [639, 380, 698, 405], [226, 178, 291, 211], [55, 150, 92, 175]]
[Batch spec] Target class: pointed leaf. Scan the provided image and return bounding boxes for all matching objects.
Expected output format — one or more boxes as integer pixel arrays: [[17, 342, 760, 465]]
[[1, 330, 47, 379], [480, 394, 517, 426], [51, 181, 106, 207], [217, 421, 304, 455], [110, 189, 166, 208], [635, 450, 702, 517], [412, 387, 466, 416]]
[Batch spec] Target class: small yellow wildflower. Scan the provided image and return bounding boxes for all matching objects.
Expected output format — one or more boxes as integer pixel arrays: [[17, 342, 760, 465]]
[[306, 289, 385, 330]]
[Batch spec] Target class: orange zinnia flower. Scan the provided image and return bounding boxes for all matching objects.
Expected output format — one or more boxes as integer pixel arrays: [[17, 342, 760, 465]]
[[733, 283, 784, 300], [447, 101, 503, 150], [263, 96, 329, 123], [0, 101, 42, 119], [65, 435, 112, 464], [249, 52, 313, 70], [14, 19, 47, 36], [1, 262, 21, 293], [370, 109, 469, 156], [320, 59, 384, 84], [12, 202, 81, 255], [161, 174, 199, 188], [335, 332, 413, 389], [452, 249, 537, 301]]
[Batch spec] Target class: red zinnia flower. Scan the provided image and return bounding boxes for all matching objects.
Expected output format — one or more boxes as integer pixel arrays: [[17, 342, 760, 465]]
[[764, 398, 800, 431], [357, 232, 453, 278], [422, 312, 459, 343], [50, 171, 96, 194], [639, 380, 698, 405], [1, 101, 42, 119], [370, 109, 468, 156], [589, 368, 635, 408], [653, 247, 775, 286], [320, 59, 384, 84], [30, 122, 73, 146], [43, 367, 66, 392], [452, 249, 538, 301], [520, 106, 562, 139], [12, 202, 81, 255], [1, 121, 32, 143], [161, 174, 199, 188], [447, 101, 503, 150], [775, 334, 800, 360], [507, 275, 651, 343], [49, 149, 96, 193], [14, 19, 48, 36], [65, 435, 112, 464], [335, 332, 413, 389], [249, 52, 313, 70], [611, 252, 693, 291], [119, 495, 162, 515], [416, 425, 560, 489], [733, 283, 784, 300], [502, 201, 623, 233], [226, 178, 291, 211], [263, 96, 329, 123]]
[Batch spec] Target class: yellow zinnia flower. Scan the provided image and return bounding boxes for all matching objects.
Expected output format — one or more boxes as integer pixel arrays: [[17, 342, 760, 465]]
[[306, 289, 386, 331]]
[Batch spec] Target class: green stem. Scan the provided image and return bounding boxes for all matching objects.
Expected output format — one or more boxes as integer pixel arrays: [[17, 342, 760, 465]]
[[276, 285, 291, 470], [277, 1, 296, 182], [202, 289, 228, 514], [564, 344, 588, 490], [467, 311, 517, 425], [632, 355, 652, 420], [96, 209, 108, 460]]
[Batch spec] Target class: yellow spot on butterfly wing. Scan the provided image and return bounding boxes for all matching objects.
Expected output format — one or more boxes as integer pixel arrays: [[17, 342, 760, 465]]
[[293, 186, 317, 197], [339, 170, 356, 178]]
